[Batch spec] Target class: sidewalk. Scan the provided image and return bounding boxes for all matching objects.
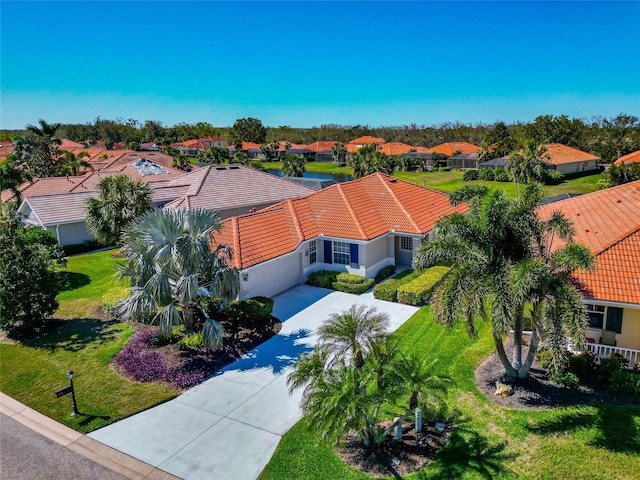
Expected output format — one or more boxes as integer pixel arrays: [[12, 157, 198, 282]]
[[0, 392, 179, 480]]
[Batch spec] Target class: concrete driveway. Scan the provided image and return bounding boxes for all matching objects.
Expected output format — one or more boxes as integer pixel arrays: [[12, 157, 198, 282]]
[[89, 285, 419, 480]]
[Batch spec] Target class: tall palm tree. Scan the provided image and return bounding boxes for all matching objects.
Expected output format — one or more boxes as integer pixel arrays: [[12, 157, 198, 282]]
[[507, 140, 549, 199], [413, 185, 595, 378], [332, 142, 347, 163], [25, 119, 62, 178], [56, 150, 93, 176], [85, 175, 152, 245], [347, 145, 396, 178], [115, 208, 241, 348]]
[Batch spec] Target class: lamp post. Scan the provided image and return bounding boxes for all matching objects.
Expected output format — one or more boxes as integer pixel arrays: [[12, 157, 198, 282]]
[[67, 370, 79, 416]]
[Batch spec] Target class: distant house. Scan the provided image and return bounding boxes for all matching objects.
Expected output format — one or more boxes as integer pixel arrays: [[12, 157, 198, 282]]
[[425, 142, 481, 158], [140, 142, 161, 151], [377, 142, 416, 156], [9, 163, 315, 245], [198, 136, 227, 148], [173, 139, 209, 157], [304, 141, 337, 162], [538, 180, 640, 367], [161, 164, 314, 219], [348, 136, 386, 150], [541, 143, 600, 174], [478, 157, 509, 169], [614, 150, 640, 166], [212, 173, 469, 298], [447, 152, 479, 169]]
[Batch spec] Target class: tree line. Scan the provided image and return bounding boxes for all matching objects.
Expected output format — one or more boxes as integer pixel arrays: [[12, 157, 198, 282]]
[[2, 114, 639, 163]]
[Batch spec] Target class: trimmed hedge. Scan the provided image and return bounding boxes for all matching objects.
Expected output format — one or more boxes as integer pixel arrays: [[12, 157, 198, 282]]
[[397, 266, 450, 306], [336, 273, 368, 284], [225, 296, 274, 329], [374, 265, 396, 283], [307, 270, 339, 288], [333, 278, 374, 294], [373, 270, 420, 302]]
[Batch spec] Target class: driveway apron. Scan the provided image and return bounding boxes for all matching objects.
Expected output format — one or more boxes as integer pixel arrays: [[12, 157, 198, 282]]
[[89, 284, 419, 480]]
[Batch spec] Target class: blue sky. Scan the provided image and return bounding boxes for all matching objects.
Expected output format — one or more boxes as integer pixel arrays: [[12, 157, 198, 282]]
[[1, 1, 639, 129]]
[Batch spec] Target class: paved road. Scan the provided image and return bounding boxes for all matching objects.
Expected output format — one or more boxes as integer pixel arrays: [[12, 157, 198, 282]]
[[1, 413, 126, 480], [90, 285, 419, 480]]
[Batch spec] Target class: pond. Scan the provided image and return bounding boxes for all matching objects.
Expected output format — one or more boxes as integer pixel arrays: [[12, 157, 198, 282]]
[[266, 169, 353, 183]]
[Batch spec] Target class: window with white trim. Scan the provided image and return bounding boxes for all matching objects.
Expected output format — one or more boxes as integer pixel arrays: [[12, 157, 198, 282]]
[[400, 236, 413, 251], [585, 304, 605, 329], [333, 241, 350, 265], [309, 240, 317, 264]]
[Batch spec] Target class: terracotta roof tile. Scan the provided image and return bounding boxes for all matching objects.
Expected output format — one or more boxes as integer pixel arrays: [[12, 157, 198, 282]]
[[614, 150, 640, 165], [538, 180, 640, 305], [304, 141, 337, 153], [425, 142, 481, 156], [59, 138, 85, 149], [377, 143, 417, 156], [214, 173, 468, 269], [542, 143, 599, 165], [349, 136, 386, 145]]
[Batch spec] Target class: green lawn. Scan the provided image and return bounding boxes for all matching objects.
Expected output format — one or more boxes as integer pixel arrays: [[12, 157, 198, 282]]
[[264, 160, 603, 199], [261, 308, 640, 480], [0, 250, 178, 433]]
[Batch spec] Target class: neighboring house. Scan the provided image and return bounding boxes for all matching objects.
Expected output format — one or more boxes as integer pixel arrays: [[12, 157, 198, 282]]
[[541, 143, 600, 174], [161, 164, 314, 219], [305, 141, 337, 162], [348, 136, 386, 150], [377, 142, 416, 156], [538, 180, 640, 367], [198, 136, 227, 148], [478, 157, 509, 169], [140, 142, 161, 151], [212, 173, 469, 299], [173, 139, 209, 156], [58, 138, 86, 149], [425, 142, 481, 158], [12, 159, 185, 245], [614, 150, 640, 166]]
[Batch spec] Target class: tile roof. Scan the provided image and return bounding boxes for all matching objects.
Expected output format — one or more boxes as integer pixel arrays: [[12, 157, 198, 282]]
[[349, 136, 386, 145], [614, 150, 640, 165], [214, 173, 469, 269], [241, 142, 261, 150], [198, 136, 226, 143], [425, 142, 481, 156], [542, 143, 599, 165], [59, 138, 85, 149], [0, 143, 15, 159], [304, 141, 337, 153], [19, 191, 96, 225], [377, 142, 417, 156], [162, 164, 314, 212], [538, 180, 640, 305], [574, 228, 640, 304]]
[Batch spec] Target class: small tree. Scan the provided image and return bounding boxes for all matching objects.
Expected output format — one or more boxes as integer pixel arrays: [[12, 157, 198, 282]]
[[288, 305, 449, 448], [172, 154, 192, 172], [56, 150, 93, 176], [347, 145, 396, 179], [85, 175, 152, 245], [282, 154, 306, 177], [0, 216, 66, 333], [115, 208, 241, 349], [230, 117, 267, 144]]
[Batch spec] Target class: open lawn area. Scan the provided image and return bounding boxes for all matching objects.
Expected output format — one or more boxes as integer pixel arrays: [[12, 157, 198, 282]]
[[0, 250, 178, 433], [261, 308, 640, 480], [262, 160, 603, 199]]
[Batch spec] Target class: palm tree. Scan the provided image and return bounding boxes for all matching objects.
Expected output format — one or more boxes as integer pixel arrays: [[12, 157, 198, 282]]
[[318, 304, 389, 371], [24, 119, 62, 177], [85, 175, 152, 245], [172, 154, 192, 172], [414, 184, 594, 379], [0, 156, 32, 204], [332, 142, 347, 163], [347, 145, 396, 179], [56, 150, 93, 176], [288, 310, 450, 448], [507, 140, 549, 199], [281, 154, 306, 177], [115, 208, 241, 348]]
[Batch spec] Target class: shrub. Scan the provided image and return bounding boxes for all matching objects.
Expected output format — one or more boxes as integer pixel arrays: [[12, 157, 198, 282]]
[[307, 270, 339, 289], [101, 287, 129, 316], [463, 169, 478, 182], [157, 324, 185, 345], [336, 273, 368, 284], [599, 357, 621, 377], [556, 372, 580, 389], [374, 265, 396, 283], [62, 240, 103, 256], [225, 297, 273, 330], [250, 296, 274, 318], [478, 168, 495, 180], [333, 278, 375, 294], [373, 270, 420, 302], [609, 370, 640, 395], [396, 266, 450, 306], [537, 348, 552, 370], [200, 297, 224, 319], [581, 349, 599, 371], [177, 332, 205, 351], [494, 167, 510, 182], [568, 354, 588, 379], [545, 169, 565, 185], [609, 352, 630, 369]]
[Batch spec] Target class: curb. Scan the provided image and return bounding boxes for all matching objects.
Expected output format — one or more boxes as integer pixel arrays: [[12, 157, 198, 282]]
[[0, 392, 180, 480]]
